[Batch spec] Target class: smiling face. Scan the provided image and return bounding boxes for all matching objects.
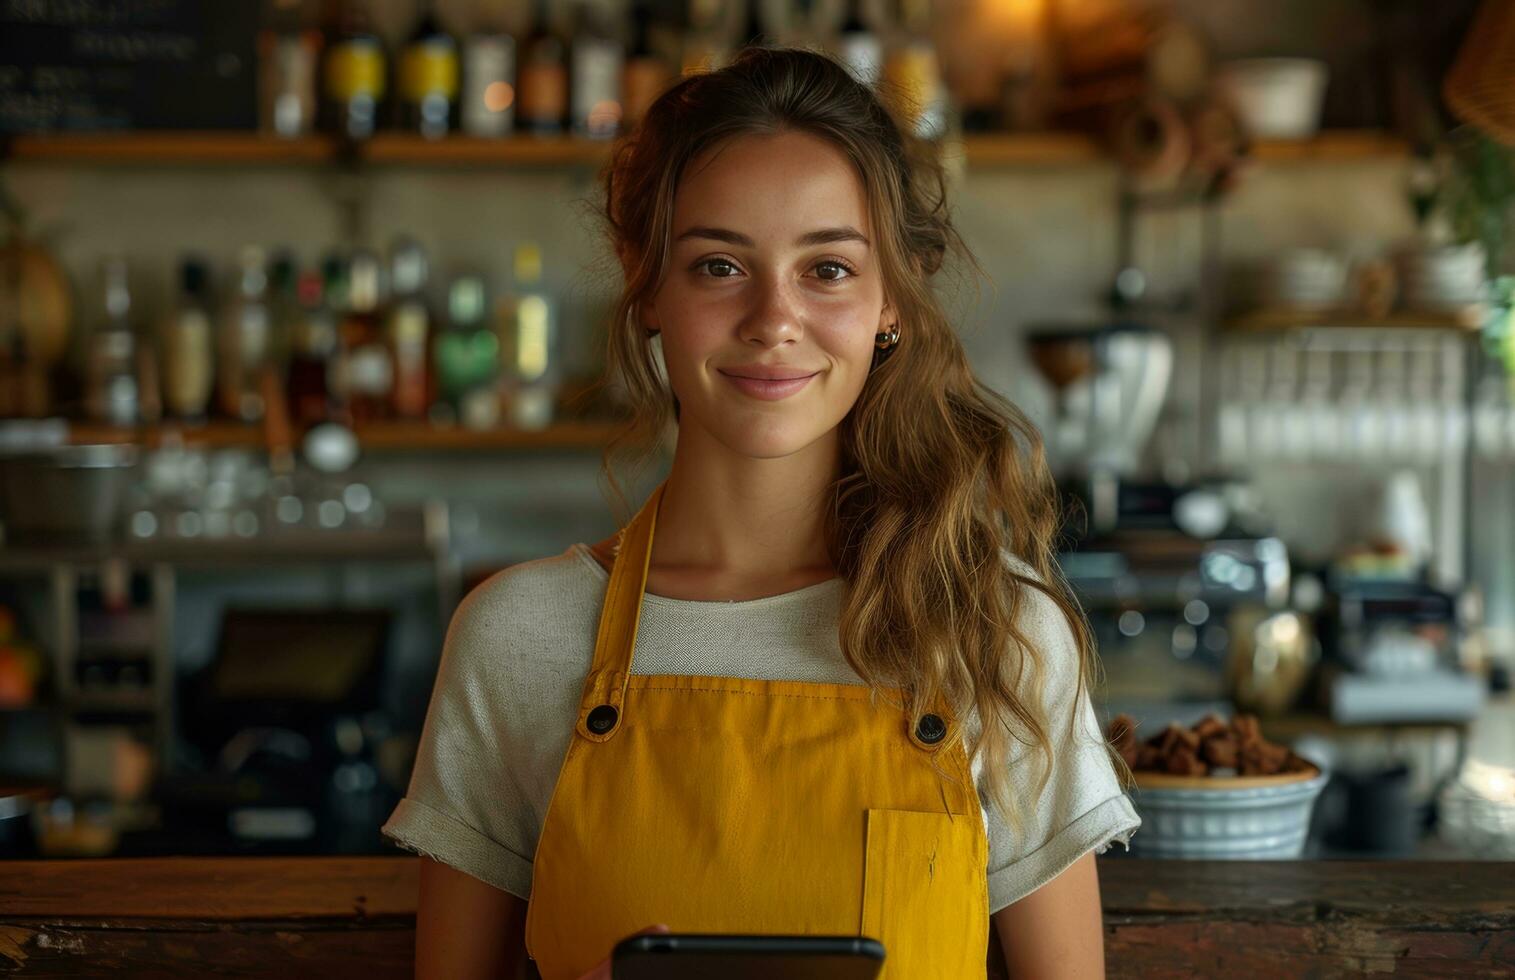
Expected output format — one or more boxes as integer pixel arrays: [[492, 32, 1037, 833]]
[[639, 128, 898, 460]]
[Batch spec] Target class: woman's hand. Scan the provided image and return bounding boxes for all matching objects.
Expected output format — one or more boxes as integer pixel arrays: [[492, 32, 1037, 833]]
[[574, 923, 671, 979]]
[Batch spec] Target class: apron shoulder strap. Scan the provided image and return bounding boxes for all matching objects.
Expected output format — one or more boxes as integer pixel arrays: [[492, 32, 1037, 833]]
[[576, 481, 664, 742]]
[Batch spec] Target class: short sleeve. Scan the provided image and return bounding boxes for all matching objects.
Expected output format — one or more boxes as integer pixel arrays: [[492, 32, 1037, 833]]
[[380, 573, 537, 900], [977, 577, 1141, 913]]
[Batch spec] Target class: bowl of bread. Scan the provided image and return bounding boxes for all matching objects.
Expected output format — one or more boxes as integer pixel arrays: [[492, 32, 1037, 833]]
[[1107, 712, 1328, 859]]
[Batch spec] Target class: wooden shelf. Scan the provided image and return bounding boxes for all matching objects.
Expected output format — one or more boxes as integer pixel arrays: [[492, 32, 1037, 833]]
[[1250, 131, 1410, 161], [953, 131, 1411, 168], [63, 419, 624, 452], [352, 418, 622, 450], [4, 130, 1412, 169], [2, 132, 618, 168], [363, 133, 613, 166], [1227, 307, 1486, 333], [2, 132, 338, 164], [0, 524, 443, 569], [954, 132, 1104, 166], [64, 421, 262, 448]]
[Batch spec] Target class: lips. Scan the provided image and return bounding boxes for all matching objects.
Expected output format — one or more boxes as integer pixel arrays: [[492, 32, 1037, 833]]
[[717, 367, 819, 401], [718, 366, 820, 381]]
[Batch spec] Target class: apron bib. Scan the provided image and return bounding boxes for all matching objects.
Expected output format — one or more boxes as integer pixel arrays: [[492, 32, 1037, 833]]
[[524, 481, 990, 978]]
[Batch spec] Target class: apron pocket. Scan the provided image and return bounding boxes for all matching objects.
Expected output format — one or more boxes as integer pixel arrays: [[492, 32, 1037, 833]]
[[860, 807, 986, 980]]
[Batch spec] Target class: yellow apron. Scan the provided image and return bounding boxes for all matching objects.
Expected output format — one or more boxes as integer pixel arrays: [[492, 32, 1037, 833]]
[[524, 481, 990, 979]]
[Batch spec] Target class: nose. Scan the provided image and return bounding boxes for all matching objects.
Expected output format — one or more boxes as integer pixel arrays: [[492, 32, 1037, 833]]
[[738, 271, 803, 348]]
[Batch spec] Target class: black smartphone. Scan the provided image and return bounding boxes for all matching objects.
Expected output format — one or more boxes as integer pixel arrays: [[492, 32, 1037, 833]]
[[612, 933, 886, 980]]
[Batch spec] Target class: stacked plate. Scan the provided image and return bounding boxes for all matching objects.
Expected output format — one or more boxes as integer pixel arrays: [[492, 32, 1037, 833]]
[[1397, 243, 1488, 312], [1261, 249, 1346, 311]]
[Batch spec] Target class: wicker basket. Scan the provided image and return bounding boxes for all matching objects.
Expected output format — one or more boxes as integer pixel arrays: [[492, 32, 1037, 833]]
[[1445, 0, 1515, 145]]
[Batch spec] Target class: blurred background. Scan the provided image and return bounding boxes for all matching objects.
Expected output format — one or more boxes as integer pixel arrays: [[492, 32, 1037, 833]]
[[1, 0, 1514, 865]]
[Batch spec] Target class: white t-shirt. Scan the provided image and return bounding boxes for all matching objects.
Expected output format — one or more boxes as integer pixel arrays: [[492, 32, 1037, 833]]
[[381, 542, 1140, 914]]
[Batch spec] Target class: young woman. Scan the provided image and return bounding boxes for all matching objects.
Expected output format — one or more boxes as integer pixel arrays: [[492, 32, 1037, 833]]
[[383, 46, 1139, 980]]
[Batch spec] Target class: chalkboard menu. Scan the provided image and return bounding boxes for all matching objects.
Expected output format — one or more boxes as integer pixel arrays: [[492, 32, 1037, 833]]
[[0, 0, 261, 133]]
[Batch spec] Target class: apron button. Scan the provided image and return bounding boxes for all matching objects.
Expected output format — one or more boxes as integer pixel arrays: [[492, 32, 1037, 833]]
[[915, 713, 947, 744], [587, 704, 619, 734]]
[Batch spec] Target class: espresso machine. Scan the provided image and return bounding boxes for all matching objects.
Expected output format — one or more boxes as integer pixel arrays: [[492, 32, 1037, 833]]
[[1315, 577, 1485, 725], [1025, 319, 1291, 715]]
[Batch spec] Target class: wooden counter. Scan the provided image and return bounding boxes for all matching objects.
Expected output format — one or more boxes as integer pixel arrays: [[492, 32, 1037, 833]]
[[0, 856, 1511, 977]]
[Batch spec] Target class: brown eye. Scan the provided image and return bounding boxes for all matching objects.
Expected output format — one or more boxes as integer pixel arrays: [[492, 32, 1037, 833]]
[[697, 258, 739, 278], [816, 260, 858, 282]]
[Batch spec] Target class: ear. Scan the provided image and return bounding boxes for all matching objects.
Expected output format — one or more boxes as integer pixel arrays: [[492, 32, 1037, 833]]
[[638, 298, 660, 336], [879, 299, 898, 331]]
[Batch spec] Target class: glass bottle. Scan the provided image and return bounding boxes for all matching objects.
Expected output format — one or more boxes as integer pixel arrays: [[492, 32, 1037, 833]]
[[682, 0, 736, 73], [333, 247, 393, 424], [497, 242, 558, 430], [266, 247, 300, 379], [85, 256, 139, 427], [462, 6, 517, 137], [259, 0, 321, 138], [321, 0, 387, 140], [288, 264, 339, 427], [162, 255, 215, 423], [835, 0, 882, 89], [741, 0, 767, 48], [882, 0, 949, 141], [387, 236, 433, 420], [434, 271, 500, 429], [399, 0, 459, 139], [570, 0, 623, 139], [218, 245, 273, 422], [621, 0, 672, 129], [517, 0, 568, 135]]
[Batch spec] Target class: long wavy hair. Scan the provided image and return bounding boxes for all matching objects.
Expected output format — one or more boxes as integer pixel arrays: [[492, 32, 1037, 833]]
[[588, 45, 1129, 835]]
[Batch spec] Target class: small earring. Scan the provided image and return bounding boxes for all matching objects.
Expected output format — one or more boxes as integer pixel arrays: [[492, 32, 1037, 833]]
[[874, 324, 900, 350], [634, 304, 658, 338]]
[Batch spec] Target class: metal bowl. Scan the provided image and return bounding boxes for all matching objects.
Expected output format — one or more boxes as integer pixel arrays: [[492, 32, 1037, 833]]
[[1128, 767, 1330, 859], [0, 443, 141, 545]]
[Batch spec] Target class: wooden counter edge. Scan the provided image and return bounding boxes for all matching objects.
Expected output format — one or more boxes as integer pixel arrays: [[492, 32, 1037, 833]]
[[2, 856, 1512, 978], [2, 855, 1512, 925]]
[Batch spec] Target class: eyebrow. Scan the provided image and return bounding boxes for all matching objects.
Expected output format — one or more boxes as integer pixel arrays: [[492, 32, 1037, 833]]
[[674, 225, 870, 248]]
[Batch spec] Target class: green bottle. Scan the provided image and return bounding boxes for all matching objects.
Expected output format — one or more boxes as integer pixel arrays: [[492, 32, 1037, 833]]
[[434, 271, 501, 429]]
